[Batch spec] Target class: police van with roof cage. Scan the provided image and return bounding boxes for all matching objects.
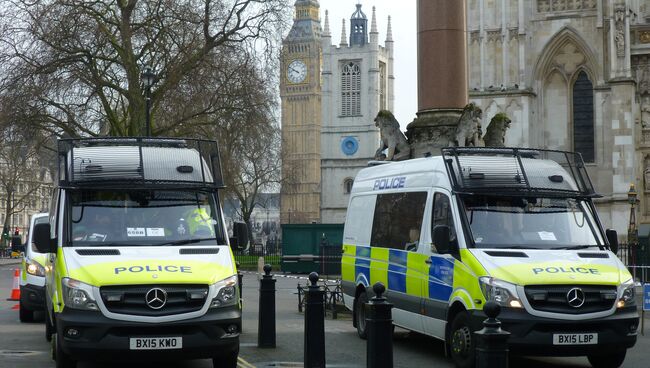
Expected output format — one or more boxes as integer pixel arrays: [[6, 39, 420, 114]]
[[341, 147, 638, 368], [33, 137, 248, 368]]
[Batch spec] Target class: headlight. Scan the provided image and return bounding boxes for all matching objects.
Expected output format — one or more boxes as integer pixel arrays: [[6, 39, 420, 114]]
[[210, 275, 239, 308], [26, 260, 45, 277], [61, 278, 98, 311], [479, 276, 523, 308], [617, 279, 636, 308]]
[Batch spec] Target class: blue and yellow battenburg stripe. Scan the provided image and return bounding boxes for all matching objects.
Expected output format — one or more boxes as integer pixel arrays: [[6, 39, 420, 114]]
[[342, 244, 462, 302]]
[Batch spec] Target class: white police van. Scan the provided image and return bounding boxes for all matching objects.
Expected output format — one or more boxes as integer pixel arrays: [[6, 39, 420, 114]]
[[19, 212, 49, 322]]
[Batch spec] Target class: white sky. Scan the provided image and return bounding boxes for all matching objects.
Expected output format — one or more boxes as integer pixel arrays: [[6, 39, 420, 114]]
[[318, 0, 417, 130]]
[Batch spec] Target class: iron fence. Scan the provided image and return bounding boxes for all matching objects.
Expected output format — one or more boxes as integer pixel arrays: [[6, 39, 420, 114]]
[[233, 239, 281, 270], [616, 242, 650, 283]]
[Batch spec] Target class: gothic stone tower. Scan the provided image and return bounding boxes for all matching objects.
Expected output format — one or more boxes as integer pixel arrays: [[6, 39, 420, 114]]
[[280, 0, 322, 224], [320, 4, 395, 223]]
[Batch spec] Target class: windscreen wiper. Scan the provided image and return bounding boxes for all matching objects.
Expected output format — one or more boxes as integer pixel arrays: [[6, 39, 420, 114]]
[[154, 237, 219, 246], [550, 245, 595, 250]]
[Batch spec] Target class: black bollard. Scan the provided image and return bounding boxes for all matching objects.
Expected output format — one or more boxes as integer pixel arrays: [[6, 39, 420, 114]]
[[474, 301, 510, 368], [366, 282, 393, 368], [304, 272, 326, 368], [258, 264, 276, 348]]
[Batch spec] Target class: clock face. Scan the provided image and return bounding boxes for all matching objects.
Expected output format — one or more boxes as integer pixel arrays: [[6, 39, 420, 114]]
[[287, 60, 307, 84]]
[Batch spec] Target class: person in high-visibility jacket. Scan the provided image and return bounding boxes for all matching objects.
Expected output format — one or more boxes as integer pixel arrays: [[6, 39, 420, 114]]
[[183, 207, 216, 237]]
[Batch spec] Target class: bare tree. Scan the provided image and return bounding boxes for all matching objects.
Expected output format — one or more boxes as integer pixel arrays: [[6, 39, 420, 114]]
[[0, 0, 288, 137]]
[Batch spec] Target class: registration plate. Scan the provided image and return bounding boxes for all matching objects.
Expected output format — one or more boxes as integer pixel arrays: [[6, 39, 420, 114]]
[[552, 333, 597, 345], [129, 337, 182, 350]]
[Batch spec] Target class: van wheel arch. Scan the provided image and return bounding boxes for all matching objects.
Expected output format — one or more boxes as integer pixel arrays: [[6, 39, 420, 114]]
[[352, 285, 366, 328]]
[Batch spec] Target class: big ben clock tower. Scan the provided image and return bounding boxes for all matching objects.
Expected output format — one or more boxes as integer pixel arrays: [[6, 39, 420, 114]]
[[280, 0, 322, 224]]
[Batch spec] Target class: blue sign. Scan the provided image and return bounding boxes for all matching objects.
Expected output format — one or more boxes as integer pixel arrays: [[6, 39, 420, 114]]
[[644, 284, 650, 311], [340, 136, 359, 156]]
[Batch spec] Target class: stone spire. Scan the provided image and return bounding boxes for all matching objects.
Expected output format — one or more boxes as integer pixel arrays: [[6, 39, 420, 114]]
[[370, 6, 378, 34], [386, 15, 393, 42], [340, 19, 348, 47], [323, 9, 330, 36]]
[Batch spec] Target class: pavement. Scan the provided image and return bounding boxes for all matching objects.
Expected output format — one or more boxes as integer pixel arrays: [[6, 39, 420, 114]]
[[0, 257, 22, 266], [2, 265, 650, 367]]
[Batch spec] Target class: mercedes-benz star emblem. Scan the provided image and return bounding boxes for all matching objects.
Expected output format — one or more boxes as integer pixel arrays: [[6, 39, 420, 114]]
[[566, 287, 585, 308], [145, 288, 167, 310]]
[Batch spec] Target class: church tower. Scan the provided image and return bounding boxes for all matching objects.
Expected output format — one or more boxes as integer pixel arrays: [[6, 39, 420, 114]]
[[320, 4, 394, 223], [280, 0, 322, 224]]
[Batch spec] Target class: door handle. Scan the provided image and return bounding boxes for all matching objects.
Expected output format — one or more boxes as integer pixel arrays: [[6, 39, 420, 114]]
[[425, 258, 432, 264]]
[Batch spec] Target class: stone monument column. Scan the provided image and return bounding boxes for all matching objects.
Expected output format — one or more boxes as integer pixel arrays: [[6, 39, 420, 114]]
[[407, 0, 468, 157]]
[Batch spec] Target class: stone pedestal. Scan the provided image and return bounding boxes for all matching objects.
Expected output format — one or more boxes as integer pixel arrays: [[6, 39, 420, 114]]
[[406, 108, 463, 158]]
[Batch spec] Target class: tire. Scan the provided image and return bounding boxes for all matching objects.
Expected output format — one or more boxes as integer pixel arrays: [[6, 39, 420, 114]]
[[52, 333, 77, 368], [45, 310, 54, 342], [587, 350, 626, 368], [354, 291, 368, 339], [448, 311, 475, 368], [212, 348, 239, 368], [19, 302, 34, 323]]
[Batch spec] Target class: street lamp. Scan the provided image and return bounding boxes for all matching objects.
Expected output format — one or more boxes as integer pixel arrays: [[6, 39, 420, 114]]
[[140, 67, 157, 137], [628, 183, 638, 279]]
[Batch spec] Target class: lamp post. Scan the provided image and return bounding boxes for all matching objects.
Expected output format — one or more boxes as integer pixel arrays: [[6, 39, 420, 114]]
[[140, 67, 157, 137], [628, 184, 638, 280]]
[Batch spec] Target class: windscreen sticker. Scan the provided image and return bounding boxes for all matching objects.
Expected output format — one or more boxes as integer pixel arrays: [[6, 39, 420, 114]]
[[538, 231, 557, 241], [88, 233, 107, 241], [146, 228, 165, 237], [127, 228, 146, 237]]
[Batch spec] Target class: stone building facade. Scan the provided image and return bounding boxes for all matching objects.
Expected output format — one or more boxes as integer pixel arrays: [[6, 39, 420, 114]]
[[280, 1, 394, 224], [466, 0, 650, 235]]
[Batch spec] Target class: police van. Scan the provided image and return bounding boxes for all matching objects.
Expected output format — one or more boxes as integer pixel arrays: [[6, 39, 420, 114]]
[[19, 212, 49, 322], [341, 147, 638, 368], [33, 138, 247, 368]]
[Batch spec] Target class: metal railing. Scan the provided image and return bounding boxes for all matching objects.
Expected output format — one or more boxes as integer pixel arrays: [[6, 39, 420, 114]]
[[233, 239, 281, 270], [616, 242, 650, 283]]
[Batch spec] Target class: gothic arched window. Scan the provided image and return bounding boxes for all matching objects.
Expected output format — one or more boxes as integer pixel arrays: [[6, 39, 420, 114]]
[[341, 62, 361, 116], [572, 71, 594, 162], [344, 178, 354, 194]]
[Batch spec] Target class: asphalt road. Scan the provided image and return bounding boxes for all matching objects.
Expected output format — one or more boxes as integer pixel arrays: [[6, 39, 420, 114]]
[[1, 261, 650, 368]]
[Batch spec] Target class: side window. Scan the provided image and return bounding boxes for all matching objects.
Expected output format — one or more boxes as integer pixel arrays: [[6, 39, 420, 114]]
[[343, 195, 376, 246], [431, 192, 457, 253], [370, 192, 427, 250]]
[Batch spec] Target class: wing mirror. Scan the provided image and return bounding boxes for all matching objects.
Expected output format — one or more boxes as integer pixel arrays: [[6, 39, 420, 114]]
[[229, 222, 249, 251], [33, 222, 57, 253], [605, 229, 618, 254]]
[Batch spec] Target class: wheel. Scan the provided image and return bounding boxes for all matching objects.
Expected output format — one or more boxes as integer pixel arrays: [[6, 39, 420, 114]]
[[52, 333, 77, 368], [587, 350, 626, 368], [354, 291, 368, 339], [212, 348, 239, 368], [19, 302, 34, 322], [45, 309, 54, 342], [448, 311, 475, 368]]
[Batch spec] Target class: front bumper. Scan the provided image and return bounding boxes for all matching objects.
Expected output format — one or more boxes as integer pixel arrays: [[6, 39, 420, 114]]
[[469, 306, 639, 356], [56, 306, 241, 360], [19, 284, 45, 311]]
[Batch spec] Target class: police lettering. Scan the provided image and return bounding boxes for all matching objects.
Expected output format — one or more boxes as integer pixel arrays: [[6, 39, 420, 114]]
[[114, 265, 192, 274], [373, 176, 406, 190], [532, 267, 599, 275]]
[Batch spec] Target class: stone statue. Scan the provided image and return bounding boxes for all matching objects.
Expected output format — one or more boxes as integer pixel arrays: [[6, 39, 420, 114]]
[[483, 113, 512, 147], [374, 110, 411, 161], [454, 103, 483, 147]]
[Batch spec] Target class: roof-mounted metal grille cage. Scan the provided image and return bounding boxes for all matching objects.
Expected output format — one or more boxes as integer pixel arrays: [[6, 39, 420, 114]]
[[57, 137, 224, 188], [441, 147, 597, 197]]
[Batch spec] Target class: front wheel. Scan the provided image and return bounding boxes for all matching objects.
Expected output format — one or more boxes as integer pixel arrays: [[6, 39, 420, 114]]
[[448, 311, 475, 368], [212, 348, 239, 368], [19, 302, 34, 322], [52, 333, 77, 368], [354, 291, 368, 339], [587, 350, 626, 368]]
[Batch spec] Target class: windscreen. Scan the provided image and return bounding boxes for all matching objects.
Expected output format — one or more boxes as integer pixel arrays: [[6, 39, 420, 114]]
[[67, 189, 224, 246], [462, 196, 601, 249]]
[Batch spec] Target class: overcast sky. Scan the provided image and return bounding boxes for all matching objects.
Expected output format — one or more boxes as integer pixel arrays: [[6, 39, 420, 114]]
[[318, 0, 417, 130]]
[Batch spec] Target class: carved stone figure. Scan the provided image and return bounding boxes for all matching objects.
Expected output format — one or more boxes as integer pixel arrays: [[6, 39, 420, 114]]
[[374, 110, 411, 161], [454, 103, 483, 147], [615, 4, 626, 58], [483, 113, 512, 147]]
